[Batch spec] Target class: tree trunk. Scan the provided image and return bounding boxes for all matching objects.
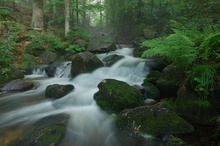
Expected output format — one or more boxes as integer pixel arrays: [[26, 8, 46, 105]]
[[64, 0, 70, 35], [31, 0, 44, 31], [76, 0, 79, 26]]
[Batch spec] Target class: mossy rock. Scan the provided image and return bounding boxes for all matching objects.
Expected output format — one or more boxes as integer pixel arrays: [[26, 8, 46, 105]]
[[144, 59, 168, 72], [116, 103, 194, 138], [173, 88, 215, 121], [144, 70, 161, 85], [133, 46, 147, 58], [94, 79, 144, 113], [45, 84, 74, 99], [141, 81, 160, 100], [156, 64, 180, 97], [9, 114, 69, 146]]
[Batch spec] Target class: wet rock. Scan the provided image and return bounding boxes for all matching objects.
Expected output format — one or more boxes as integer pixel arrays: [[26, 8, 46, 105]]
[[45, 84, 74, 99], [144, 70, 161, 85], [94, 79, 144, 113], [133, 46, 147, 58], [2, 79, 34, 92], [144, 58, 168, 72], [141, 81, 160, 100], [116, 103, 194, 138], [40, 51, 58, 64], [102, 54, 124, 66], [156, 64, 180, 97], [71, 51, 103, 78], [45, 61, 70, 77], [25, 65, 47, 75], [9, 114, 69, 146]]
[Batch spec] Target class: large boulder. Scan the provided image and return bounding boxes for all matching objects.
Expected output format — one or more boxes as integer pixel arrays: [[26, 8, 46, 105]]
[[45, 84, 74, 99], [71, 51, 103, 78], [173, 88, 216, 121], [94, 79, 144, 113], [9, 114, 69, 146], [40, 51, 58, 64], [116, 103, 194, 138], [2, 79, 34, 92], [156, 64, 180, 97]]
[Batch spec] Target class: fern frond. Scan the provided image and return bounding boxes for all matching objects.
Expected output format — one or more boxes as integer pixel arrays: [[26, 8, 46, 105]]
[[142, 30, 197, 67]]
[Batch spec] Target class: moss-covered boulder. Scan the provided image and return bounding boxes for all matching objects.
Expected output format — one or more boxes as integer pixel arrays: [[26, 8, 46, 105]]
[[141, 81, 160, 100], [173, 88, 216, 121], [45, 84, 74, 99], [156, 64, 180, 97], [9, 114, 69, 146], [71, 51, 103, 78], [116, 103, 194, 138], [144, 70, 161, 85], [94, 79, 144, 113]]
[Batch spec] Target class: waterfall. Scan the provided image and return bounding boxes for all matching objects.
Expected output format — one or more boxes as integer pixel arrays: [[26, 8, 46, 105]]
[[0, 46, 157, 146]]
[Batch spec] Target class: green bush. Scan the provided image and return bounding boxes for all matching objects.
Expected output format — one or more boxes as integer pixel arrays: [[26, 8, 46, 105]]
[[65, 44, 86, 53], [0, 35, 17, 77], [26, 32, 67, 56]]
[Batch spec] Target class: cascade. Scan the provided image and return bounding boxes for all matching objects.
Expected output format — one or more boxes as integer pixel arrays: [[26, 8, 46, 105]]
[[0, 46, 164, 146]]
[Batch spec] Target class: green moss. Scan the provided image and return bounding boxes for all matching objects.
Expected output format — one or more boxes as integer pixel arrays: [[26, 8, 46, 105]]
[[116, 105, 194, 138], [173, 89, 215, 120], [94, 79, 144, 113]]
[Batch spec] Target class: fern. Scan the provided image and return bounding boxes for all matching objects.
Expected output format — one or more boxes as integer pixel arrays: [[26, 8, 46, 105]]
[[199, 32, 220, 61], [188, 64, 218, 97], [142, 30, 197, 67]]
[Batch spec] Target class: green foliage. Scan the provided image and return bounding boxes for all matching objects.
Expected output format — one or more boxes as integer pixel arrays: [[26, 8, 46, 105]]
[[199, 33, 220, 61], [0, 35, 17, 77], [142, 30, 197, 67], [65, 44, 85, 53], [26, 32, 67, 56], [188, 64, 218, 97], [66, 27, 91, 44]]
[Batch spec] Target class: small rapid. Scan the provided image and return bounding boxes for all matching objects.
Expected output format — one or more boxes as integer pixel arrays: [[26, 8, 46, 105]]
[[0, 46, 155, 146]]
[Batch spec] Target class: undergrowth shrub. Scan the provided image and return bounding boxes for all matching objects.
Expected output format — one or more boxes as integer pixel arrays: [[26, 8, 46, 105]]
[[188, 64, 218, 97], [26, 32, 67, 56]]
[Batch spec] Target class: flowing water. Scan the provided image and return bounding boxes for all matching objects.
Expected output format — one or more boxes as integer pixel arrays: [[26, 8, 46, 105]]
[[0, 46, 165, 146]]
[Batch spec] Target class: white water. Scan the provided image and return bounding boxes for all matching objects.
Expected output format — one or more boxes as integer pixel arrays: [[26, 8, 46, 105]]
[[0, 46, 151, 146]]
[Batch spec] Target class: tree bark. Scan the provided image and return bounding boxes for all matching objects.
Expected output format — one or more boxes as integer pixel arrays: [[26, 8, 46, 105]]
[[31, 0, 44, 31], [64, 0, 70, 35]]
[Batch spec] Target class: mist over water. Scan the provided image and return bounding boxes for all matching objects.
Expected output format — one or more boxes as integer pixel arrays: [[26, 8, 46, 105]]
[[0, 46, 153, 146]]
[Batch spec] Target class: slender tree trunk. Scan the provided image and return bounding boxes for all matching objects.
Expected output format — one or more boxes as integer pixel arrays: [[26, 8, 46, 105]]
[[76, 0, 79, 26], [64, 0, 70, 35], [99, 0, 102, 29], [31, 0, 44, 31]]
